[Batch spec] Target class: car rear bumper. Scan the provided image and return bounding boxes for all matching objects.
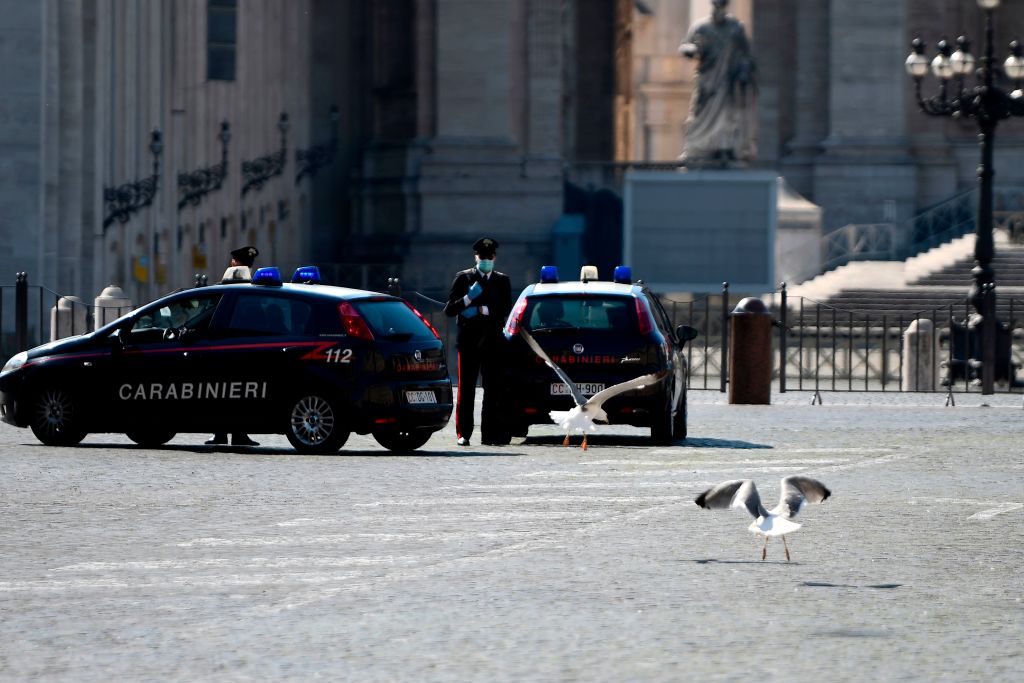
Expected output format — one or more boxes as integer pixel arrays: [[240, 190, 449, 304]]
[[351, 378, 453, 434], [499, 375, 667, 430]]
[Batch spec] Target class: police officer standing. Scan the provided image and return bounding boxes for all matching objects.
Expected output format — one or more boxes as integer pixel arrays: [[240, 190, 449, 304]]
[[444, 237, 512, 446], [206, 245, 260, 447]]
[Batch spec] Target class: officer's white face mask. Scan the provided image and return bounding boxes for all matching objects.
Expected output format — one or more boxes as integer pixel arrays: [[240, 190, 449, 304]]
[[477, 259, 495, 274]]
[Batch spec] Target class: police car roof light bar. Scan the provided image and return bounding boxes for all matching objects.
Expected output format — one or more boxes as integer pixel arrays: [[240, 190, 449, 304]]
[[291, 265, 322, 284], [613, 265, 632, 284], [580, 265, 599, 282], [539, 265, 559, 283], [252, 267, 283, 286]]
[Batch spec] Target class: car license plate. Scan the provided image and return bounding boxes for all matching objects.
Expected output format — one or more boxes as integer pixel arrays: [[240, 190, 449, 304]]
[[551, 382, 604, 397], [406, 390, 437, 405]]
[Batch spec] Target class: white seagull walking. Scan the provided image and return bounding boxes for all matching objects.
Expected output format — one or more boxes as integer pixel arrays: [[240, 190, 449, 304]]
[[694, 476, 832, 561], [519, 328, 665, 449]]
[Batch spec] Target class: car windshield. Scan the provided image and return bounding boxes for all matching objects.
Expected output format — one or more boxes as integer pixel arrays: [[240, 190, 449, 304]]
[[354, 300, 437, 341], [525, 295, 635, 332]]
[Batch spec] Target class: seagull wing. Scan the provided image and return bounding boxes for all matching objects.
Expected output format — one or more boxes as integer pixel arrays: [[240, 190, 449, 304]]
[[694, 480, 766, 519], [586, 371, 667, 410], [519, 328, 586, 407], [774, 476, 832, 518]]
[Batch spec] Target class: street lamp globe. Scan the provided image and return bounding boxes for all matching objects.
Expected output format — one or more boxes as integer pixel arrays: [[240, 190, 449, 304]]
[[905, 38, 930, 78], [977, 0, 1000, 10], [1005, 40, 1024, 80], [950, 37, 976, 76], [930, 39, 954, 80]]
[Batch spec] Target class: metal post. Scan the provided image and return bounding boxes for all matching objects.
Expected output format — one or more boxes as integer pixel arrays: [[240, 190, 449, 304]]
[[779, 282, 788, 393], [720, 282, 729, 393], [15, 272, 27, 352]]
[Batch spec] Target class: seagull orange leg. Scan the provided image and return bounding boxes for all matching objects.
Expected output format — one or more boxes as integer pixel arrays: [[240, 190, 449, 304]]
[[782, 535, 791, 562], [581, 434, 588, 450], [562, 433, 570, 447]]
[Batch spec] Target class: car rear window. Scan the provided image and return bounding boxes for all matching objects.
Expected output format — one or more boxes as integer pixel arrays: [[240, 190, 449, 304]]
[[354, 300, 438, 341], [525, 295, 636, 332]]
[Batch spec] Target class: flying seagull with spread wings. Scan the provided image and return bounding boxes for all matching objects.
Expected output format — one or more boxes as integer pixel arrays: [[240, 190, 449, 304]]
[[695, 476, 832, 561], [519, 327, 665, 449]]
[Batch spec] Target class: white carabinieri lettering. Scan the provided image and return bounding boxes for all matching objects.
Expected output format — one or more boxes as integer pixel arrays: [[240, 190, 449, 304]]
[[117, 381, 268, 400]]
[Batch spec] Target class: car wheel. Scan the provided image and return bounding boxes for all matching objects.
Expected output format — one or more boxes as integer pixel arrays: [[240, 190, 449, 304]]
[[372, 428, 433, 452], [29, 386, 87, 447], [285, 393, 349, 454], [650, 389, 673, 446], [125, 429, 176, 447]]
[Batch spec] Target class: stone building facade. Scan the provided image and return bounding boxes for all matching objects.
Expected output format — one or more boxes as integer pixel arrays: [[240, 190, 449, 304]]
[[3, 0, 1024, 304], [0, 0, 322, 305]]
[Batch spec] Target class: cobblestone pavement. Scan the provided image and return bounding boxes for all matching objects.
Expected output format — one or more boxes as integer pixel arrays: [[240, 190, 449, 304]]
[[1, 389, 1021, 681]]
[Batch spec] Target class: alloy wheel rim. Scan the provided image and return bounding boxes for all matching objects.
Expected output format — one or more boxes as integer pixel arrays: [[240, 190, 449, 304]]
[[290, 395, 335, 445]]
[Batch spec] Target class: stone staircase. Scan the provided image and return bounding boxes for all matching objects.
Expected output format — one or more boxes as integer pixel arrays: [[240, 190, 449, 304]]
[[785, 231, 1024, 322]]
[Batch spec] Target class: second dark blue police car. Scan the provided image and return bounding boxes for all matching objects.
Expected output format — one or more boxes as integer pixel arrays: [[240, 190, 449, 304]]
[[499, 265, 698, 444], [0, 266, 452, 453]]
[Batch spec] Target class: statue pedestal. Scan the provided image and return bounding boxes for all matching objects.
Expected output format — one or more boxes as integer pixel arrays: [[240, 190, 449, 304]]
[[623, 170, 778, 293]]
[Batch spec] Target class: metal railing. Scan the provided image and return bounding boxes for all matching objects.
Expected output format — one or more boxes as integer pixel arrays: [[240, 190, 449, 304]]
[[0, 274, 95, 362], [4, 273, 1021, 397]]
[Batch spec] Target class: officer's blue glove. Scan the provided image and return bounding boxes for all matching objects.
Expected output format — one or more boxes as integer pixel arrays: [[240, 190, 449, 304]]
[[461, 306, 479, 319], [467, 281, 483, 300]]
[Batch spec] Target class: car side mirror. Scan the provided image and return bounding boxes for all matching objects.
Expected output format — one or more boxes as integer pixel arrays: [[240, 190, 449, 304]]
[[162, 327, 179, 341], [675, 325, 699, 344], [112, 327, 128, 349]]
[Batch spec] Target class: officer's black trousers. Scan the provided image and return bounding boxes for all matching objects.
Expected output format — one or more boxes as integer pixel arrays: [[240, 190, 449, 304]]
[[455, 334, 500, 443]]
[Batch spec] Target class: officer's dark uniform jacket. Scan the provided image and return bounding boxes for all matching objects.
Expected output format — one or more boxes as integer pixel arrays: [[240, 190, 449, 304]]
[[444, 267, 512, 442]]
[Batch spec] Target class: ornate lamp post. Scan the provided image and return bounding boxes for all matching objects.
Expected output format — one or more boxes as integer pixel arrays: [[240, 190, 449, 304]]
[[905, 0, 1024, 394], [103, 129, 163, 228], [178, 121, 231, 210], [295, 105, 340, 184], [241, 112, 289, 197]]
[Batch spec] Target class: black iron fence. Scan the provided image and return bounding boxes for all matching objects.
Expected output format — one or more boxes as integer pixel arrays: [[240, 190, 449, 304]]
[[3, 273, 1021, 397], [0, 273, 94, 362]]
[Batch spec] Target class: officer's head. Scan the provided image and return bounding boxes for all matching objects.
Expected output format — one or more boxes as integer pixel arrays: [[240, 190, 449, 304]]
[[230, 245, 259, 268], [473, 237, 498, 273]]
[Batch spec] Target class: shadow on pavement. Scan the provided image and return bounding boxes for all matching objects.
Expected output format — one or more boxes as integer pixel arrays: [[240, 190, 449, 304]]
[[522, 435, 771, 449], [65, 442, 525, 458]]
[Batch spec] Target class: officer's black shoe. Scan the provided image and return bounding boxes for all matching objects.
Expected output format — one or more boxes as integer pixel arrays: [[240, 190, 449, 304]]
[[205, 434, 228, 445], [231, 435, 260, 447]]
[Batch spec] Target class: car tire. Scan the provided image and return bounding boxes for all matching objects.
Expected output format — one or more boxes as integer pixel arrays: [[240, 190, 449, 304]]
[[125, 429, 177, 447], [650, 389, 674, 446], [372, 428, 433, 452], [29, 386, 87, 447], [285, 393, 349, 454]]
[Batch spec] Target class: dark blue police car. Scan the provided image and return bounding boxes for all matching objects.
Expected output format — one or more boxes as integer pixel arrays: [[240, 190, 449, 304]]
[[498, 265, 698, 444], [0, 267, 452, 453]]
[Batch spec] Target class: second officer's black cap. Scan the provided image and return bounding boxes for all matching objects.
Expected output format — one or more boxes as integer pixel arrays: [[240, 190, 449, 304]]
[[230, 245, 259, 267], [473, 237, 498, 258]]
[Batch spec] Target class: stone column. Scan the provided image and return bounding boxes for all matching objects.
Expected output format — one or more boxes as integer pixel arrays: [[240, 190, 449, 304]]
[[778, 0, 830, 198], [813, 0, 917, 235]]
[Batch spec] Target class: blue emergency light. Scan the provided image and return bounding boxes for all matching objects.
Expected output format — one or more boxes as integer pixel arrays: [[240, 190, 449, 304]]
[[539, 265, 559, 283], [612, 265, 632, 284], [251, 267, 283, 286], [291, 265, 322, 284]]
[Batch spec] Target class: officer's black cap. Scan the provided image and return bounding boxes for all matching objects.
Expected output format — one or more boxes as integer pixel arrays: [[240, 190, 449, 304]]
[[230, 245, 259, 267], [473, 237, 498, 258]]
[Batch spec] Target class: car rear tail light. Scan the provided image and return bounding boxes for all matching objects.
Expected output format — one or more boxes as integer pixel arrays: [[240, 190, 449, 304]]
[[504, 297, 529, 337], [404, 301, 441, 340], [338, 302, 374, 340], [635, 297, 654, 336]]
